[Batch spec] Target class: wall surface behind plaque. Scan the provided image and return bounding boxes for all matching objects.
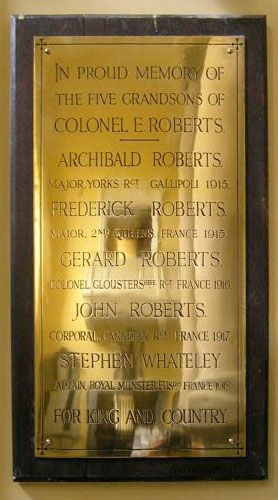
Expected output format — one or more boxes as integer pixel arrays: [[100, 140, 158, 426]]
[[0, 0, 276, 499]]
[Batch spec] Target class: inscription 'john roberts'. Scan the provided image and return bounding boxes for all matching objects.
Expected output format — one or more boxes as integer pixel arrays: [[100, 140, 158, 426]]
[[71, 301, 206, 321]]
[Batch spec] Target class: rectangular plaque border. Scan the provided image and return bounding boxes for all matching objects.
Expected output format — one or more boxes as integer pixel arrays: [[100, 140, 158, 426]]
[[11, 14, 268, 481], [34, 35, 246, 459]]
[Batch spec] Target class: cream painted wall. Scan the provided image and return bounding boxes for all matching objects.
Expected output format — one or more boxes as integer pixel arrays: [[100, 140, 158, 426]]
[[0, 1, 276, 499]]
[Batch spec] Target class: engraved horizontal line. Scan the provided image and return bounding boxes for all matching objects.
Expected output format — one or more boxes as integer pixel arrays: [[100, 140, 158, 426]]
[[37, 447, 244, 451], [47, 43, 234, 46], [119, 138, 160, 142]]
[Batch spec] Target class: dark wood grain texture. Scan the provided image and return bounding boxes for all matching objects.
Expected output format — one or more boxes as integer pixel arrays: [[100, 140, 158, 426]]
[[11, 15, 268, 481]]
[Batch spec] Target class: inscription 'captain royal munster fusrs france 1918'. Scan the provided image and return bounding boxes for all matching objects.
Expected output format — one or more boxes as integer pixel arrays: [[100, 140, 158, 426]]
[[33, 35, 246, 459]]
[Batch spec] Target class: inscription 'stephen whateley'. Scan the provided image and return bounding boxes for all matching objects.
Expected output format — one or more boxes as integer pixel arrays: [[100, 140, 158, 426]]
[[34, 36, 246, 458]]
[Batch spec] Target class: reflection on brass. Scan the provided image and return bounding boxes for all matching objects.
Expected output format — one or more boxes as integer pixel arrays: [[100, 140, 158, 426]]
[[34, 36, 246, 458]]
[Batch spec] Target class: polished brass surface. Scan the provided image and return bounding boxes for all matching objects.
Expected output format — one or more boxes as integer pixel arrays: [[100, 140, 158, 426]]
[[34, 36, 245, 458]]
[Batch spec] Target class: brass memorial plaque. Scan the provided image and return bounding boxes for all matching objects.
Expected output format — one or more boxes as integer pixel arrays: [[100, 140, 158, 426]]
[[34, 35, 245, 458]]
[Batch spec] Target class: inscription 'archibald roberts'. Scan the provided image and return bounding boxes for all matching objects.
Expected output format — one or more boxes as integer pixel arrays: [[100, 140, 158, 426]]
[[56, 150, 222, 168]]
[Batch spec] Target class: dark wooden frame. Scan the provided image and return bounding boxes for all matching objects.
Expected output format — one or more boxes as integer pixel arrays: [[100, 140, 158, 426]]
[[11, 15, 268, 481]]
